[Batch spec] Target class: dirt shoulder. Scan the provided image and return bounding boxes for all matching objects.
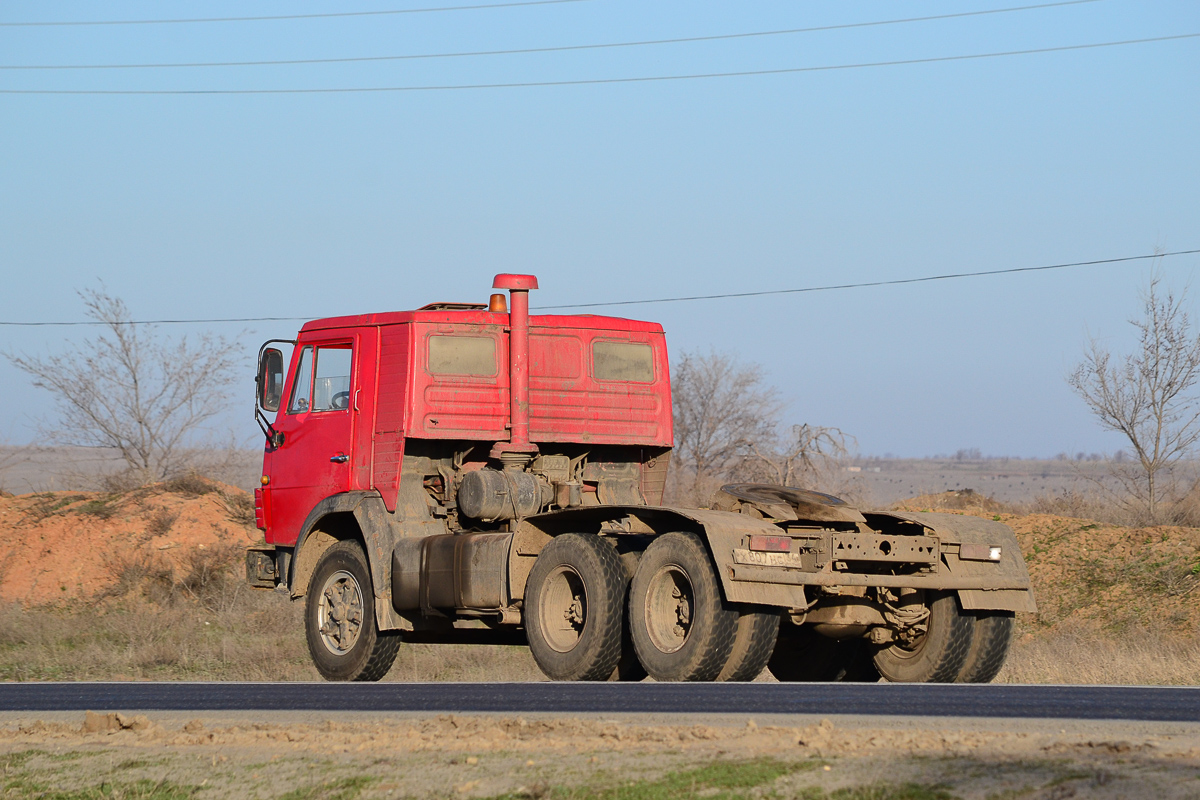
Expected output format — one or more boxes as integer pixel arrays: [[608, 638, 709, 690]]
[[1, 711, 1198, 799]]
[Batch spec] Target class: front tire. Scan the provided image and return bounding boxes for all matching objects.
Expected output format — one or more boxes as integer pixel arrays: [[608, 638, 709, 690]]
[[871, 591, 974, 683], [629, 532, 738, 682], [525, 534, 625, 681], [305, 540, 400, 682]]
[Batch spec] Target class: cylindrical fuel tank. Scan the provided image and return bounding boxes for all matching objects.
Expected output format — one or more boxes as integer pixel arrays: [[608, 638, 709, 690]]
[[458, 468, 544, 521]]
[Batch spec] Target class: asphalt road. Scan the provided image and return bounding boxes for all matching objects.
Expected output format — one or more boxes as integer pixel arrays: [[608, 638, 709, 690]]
[[0, 683, 1197, 722]]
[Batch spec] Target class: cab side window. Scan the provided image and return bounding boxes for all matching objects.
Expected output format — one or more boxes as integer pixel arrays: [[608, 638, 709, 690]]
[[288, 347, 314, 413], [312, 346, 352, 411], [288, 344, 353, 413]]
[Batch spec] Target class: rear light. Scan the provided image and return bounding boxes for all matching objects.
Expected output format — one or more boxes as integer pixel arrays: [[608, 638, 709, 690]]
[[748, 535, 791, 552], [960, 543, 1002, 562]]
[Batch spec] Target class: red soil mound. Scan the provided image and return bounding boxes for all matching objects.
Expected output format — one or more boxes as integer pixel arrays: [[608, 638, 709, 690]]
[[0, 481, 260, 606]]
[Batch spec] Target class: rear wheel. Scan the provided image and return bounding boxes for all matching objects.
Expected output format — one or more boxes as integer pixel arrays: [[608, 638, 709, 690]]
[[716, 608, 780, 682], [872, 591, 974, 683], [629, 532, 738, 682], [525, 534, 625, 681], [955, 611, 1014, 683], [768, 626, 879, 682], [305, 540, 400, 682]]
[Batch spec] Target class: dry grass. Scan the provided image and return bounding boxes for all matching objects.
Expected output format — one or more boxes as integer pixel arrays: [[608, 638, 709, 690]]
[[998, 629, 1200, 685], [0, 544, 545, 682], [0, 593, 311, 682]]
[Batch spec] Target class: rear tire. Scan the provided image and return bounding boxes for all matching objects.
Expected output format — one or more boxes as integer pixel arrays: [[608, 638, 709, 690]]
[[525, 534, 625, 681], [716, 608, 780, 682], [955, 611, 1014, 683], [305, 540, 400, 682], [606, 548, 647, 682], [768, 626, 879, 682], [629, 532, 738, 682], [871, 591, 974, 683]]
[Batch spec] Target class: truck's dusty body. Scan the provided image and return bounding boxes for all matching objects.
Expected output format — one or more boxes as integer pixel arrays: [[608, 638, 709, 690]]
[[248, 274, 1034, 684]]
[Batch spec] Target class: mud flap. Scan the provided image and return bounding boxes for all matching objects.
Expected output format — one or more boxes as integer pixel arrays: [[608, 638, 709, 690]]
[[883, 511, 1037, 613]]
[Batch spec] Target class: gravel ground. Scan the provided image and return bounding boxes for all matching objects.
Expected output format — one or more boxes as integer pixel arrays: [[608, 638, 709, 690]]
[[0, 710, 1198, 798]]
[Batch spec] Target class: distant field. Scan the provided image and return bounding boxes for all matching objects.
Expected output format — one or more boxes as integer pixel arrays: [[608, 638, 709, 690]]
[[0, 446, 261, 494], [845, 457, 1113, 506], [1, 446, 1116, 508]]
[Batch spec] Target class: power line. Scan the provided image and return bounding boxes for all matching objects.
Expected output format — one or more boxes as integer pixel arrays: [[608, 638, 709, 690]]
[[536, 250, 1200, 311], [0, 0, 1099, 71], [0, 316, 311, 328], [1, 250, 1195, 327], [0, 0, 586, 27], [2, 32, 1194, 94]]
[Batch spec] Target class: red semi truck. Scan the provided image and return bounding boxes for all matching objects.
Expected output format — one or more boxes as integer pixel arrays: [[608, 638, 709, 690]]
[[248, 274, 1035, 683]]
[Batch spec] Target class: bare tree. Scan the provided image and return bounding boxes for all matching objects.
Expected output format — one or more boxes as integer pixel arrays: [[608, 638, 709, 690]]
[[669, 350, 781, 504], [741, 423, 852, 489], [7, 288, 243, 485], [1068, 276, 1200, 524]]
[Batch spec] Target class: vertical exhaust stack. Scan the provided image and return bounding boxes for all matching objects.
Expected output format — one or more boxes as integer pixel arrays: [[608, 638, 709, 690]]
[[490, 273, 540, 467]]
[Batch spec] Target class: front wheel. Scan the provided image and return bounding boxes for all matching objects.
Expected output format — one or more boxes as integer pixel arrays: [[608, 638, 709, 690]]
[[871, 591, 974, 683], [305, 540, 400, 681]]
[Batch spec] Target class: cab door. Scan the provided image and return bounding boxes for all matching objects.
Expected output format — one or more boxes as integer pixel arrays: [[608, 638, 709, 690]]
[[266, 335, 358, 546]]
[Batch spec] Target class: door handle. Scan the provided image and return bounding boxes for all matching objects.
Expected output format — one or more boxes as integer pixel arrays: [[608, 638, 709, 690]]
[[330, 454, 349, 463]]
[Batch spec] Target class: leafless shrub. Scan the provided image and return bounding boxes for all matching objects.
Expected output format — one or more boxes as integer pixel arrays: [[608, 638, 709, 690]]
[[72, 495, 119, 519], [1069, 272, 1200, 525], [21, 493, 85, 523], [100, 469, 153, 494], [4, 287, 244, 486], [1016, 487, 1141, 525], [739, 423, 857, 498], [176, 543, 243, 613], [145, 508, 179, 537], [667, 350, 859, 505], [102, 549, 174, 600], [161, 472, 217, 498], [219, 491, 256, 527]]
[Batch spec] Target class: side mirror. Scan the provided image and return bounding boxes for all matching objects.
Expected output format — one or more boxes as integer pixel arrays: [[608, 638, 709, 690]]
[[257, 348, 285, 412]]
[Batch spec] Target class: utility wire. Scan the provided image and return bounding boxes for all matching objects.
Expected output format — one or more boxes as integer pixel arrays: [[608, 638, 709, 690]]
[[0, 0, 587, 27], [536, 249, 1200, 311], [2, 250, 1195, 327], [0, 316, 312, 328], [2, 32, 1194, 94], [0, 0, 1099, 71]]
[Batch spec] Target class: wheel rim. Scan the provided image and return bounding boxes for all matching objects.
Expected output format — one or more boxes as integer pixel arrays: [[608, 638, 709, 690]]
[[539, 565, 588, 653], [644, 564, 694, 654], [317, 569, 365, 656]]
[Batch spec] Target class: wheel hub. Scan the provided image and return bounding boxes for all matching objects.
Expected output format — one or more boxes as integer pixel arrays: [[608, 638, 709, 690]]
[[540, 565, 588, 653], [317, 569, 364, 655], [645, 565, 694, 654]]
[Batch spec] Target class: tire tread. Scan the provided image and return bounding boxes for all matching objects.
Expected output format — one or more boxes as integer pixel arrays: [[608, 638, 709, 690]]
[[956, 612, 1014, 684]]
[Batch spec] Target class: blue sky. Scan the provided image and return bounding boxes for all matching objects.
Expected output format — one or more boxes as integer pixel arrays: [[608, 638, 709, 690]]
[[1, 0, 1197, 457]]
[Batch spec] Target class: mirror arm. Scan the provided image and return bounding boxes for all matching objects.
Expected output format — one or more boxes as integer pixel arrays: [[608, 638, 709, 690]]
[[255, 407, 284, 448]]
